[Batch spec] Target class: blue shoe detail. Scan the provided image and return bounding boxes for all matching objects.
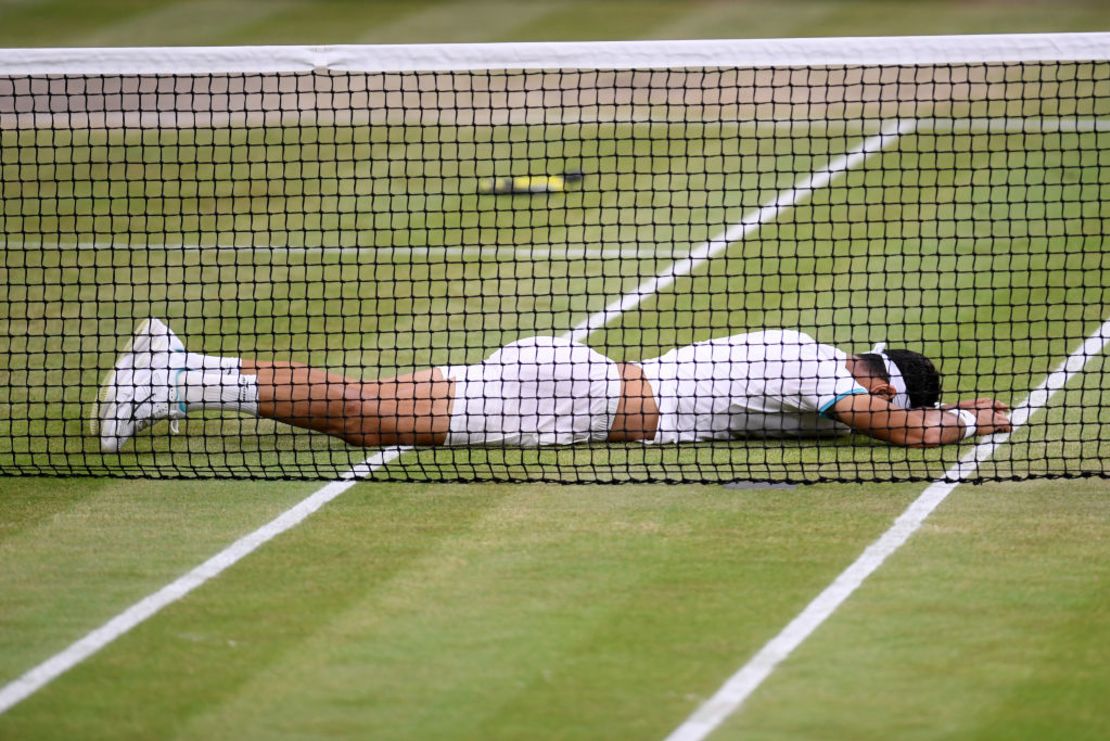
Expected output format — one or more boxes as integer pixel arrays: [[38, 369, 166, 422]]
[[173, 367, 188, 414]]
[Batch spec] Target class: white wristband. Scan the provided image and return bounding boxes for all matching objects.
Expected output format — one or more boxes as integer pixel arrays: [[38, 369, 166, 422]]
[[953, 409, 978, 439]]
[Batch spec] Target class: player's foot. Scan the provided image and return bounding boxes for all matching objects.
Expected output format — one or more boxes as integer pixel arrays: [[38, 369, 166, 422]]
[[93, 318, 187, 453]]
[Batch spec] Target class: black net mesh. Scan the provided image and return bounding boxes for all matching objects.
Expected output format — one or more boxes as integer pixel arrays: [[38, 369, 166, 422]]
[[1, 57, 1107, 482]]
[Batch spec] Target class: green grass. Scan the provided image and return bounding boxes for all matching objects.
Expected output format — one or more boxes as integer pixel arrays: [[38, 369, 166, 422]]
[[723, 479, 1110, 741], [0, 481, 951, 738], [1, 1, 1109, 739], [0, 477, 1107, 739]]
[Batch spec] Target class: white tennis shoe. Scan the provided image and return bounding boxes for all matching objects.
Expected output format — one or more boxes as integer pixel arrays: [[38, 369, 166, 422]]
[[93, 318, 188, 453]]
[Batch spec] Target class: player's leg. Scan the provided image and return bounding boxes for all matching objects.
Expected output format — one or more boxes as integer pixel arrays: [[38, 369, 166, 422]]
[[94, 319, 452, 451], [242, 361, 453, 447]]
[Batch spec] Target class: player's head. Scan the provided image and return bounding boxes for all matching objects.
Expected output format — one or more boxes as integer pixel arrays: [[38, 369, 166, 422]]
[[855, 349, 942, 408]]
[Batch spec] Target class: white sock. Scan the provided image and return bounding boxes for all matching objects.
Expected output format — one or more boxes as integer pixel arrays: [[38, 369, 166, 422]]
[[177, 369, 259, 415], [183, 352, 242, 372]]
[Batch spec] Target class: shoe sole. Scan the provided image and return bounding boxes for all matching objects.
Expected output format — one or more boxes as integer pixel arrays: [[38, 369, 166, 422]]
[[91, 318, 154, 450]]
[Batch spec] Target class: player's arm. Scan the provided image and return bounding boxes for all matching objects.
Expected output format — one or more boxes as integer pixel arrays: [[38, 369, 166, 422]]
[[826, 394, 1012, 448]]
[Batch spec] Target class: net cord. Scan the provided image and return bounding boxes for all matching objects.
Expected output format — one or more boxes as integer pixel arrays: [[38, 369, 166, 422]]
[[1, 32, 1109, 76]]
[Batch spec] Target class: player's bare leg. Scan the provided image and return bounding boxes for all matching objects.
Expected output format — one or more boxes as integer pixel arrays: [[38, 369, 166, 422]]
[[242, 361, 453, 447], [95, 319, 453, 451]]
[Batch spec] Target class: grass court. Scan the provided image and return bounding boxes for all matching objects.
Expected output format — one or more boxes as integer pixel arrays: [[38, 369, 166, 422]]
[[1, 1, 1109, 738]]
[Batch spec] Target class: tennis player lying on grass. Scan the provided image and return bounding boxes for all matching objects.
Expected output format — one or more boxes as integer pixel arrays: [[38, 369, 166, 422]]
[[94, 319, 1012, 453]]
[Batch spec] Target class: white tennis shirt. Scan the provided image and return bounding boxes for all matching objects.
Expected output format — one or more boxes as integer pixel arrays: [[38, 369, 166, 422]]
[[637, 330, 869, 444]]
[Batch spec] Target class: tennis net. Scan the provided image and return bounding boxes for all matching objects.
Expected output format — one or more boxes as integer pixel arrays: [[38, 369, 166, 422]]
[[1, 33, 1108, 482]]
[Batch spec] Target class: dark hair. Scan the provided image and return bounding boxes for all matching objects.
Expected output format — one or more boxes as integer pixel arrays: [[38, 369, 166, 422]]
[[858, 350, 942, 408]]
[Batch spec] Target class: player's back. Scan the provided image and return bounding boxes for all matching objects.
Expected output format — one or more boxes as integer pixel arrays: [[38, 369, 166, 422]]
[[638, 330, 863, 443]]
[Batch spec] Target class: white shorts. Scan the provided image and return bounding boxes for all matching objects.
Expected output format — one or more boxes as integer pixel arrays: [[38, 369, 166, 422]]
[[439, 337, 622, 447]]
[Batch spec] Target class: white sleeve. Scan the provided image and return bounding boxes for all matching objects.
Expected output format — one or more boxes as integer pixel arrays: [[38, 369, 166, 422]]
[[801, 346, 869, 415]]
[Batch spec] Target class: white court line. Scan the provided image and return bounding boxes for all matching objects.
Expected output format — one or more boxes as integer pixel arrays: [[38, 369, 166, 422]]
[[557, 116, 1110, 134], [0, 241, 673, 261], [0, 124, 908, 715], [0, 242, 640, 260], [568, 119, 913, 342], [0, 446, 408, 715], [665, 316, 1110, 741]]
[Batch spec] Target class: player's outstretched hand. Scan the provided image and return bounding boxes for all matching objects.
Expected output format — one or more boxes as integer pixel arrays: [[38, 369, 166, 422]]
[[944, 397, 1012, 435]]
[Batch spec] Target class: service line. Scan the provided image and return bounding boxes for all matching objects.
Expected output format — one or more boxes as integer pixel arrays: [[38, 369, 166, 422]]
[[0, 124, 909, 715]]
